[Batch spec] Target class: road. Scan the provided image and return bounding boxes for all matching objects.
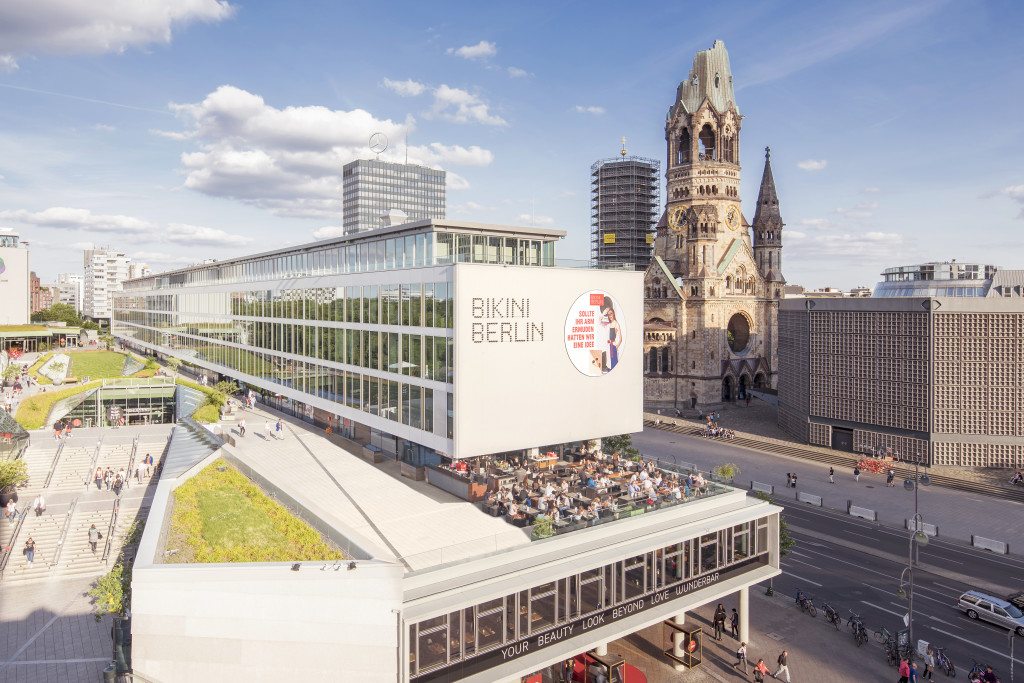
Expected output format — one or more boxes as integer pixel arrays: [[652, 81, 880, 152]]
[[776, 502, 1023, 679], [632, 426, 1024, 680]]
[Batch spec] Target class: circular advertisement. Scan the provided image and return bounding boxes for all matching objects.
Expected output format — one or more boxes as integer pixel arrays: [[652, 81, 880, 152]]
[[564, 290, 625, 376]]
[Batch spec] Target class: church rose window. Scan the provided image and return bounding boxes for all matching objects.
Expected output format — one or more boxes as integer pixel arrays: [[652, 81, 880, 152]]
[[727, 314, 750, 353]]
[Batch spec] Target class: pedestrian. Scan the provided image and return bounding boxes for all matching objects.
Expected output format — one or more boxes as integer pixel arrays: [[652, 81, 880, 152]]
[[898, 657, 910, 683], [828, 467, 835, 484], [909, 661, 919, 683], [23, 537, 35, 566], [143, 453, 153, 478], [753, 658, 769, 682], [94, 467, 104, 490], [791, 472, 797, 488], [786, 473, 792, 488], [105, 468, 113, 491], [887, 470, 896, 487], [713, 603, 726, 641], [734, 641, 747, 672], [923, 648, 935, 681], [6, 498, 19, 524], [114, 469, 125, 495], [275, 419, 283, 439], [53, 419, 62, 440], [88, 524, 101, 552], [853, 466, 860, 482], [773, 650, 791, 682], [238, 418, 246, 437], [730, 608, 739, 638], [32, 493, 45, 517], [264, 420, 273, 439]]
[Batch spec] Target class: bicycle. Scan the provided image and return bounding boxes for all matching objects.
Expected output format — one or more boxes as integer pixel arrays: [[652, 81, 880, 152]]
[[801, 595, 818, 617], [873, 626, 892, 644], [822, 602, 841, 630], [968, 660, 996, 681], [847, 611, 868, 646], [934, 647, 956, 677]]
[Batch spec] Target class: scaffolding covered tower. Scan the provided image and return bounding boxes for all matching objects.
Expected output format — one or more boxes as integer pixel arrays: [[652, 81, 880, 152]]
[[590, 154, 661, 270]]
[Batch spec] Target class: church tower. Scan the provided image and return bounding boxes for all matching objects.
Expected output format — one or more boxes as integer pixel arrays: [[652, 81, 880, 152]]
[[752, 147, 785, 294], [644, 40, 782, 411]]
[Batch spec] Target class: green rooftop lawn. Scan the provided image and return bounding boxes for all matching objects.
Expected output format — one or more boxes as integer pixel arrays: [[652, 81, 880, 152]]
[[0, 325, 50, 333], [167, 460, 343, 563], [15, 381, 103, 429], [27, 353, 54, 385], [69, 351, 128, 379]]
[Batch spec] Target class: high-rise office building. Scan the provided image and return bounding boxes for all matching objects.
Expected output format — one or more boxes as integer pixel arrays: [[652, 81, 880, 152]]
[[590, 153, 660, 269], [83, 248, 131, 324], [0, 229, 30, 325], [57, 272, 84, 313], [341, 159, 446, 234]]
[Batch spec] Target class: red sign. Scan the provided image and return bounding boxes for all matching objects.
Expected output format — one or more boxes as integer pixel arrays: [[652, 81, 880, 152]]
[[72, 419, 82, 427], [589, 293, 605, 306]]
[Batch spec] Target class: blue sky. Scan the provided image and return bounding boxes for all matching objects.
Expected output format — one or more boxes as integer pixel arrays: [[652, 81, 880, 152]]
[[1, 0, 1023, 289]]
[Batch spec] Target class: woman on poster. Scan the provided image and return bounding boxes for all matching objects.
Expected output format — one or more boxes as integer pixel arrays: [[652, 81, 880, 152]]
[[600, 299, 623, 372]]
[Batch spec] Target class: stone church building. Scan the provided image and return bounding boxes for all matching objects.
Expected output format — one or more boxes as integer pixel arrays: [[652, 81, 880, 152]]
[[644, 40, 785, 411]]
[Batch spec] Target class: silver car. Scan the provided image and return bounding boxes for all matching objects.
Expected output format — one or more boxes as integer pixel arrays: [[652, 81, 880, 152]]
[[958, 590, 1024, 636]]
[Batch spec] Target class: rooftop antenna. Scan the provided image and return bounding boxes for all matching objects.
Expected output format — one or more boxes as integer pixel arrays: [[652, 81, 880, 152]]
[[621, 136, 627, 158], [369, 132, 388, 160]]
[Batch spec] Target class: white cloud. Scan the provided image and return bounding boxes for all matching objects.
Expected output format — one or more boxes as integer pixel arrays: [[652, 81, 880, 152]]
[[130, 251, 195, 266], [162, 85, 495, 217], [381, 78, 426, 97], [94, 123, 116, 132], [165, 222, 253, 247], [466, 201, 495, 211], [515, 213, 554, 226], [786, 229, 907, 263], [855, 201, 878, 210], [574, 105, 605, 115], [0, 207, 153, 233], [312, 226, 346, 240], [446, 172, 470, 191], [428, 85, 507, 126], [998, 184, 1024, 218], [800, 218, 839, 230], [0, 0, 234, 69], [862, 187, 882, 193], [797, 159, 827, 171], [446, 40, 497, 60], [507, 66, 528, 78]]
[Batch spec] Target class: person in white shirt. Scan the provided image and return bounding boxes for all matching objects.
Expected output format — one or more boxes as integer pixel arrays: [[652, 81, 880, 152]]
[[32, 494, 45, 517]]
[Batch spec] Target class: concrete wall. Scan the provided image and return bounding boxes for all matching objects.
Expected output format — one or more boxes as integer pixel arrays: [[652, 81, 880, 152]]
[[131, 561, 403, 683]]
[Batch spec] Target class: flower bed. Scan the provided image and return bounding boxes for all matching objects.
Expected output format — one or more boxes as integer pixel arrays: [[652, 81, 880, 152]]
[[856, 459, 888, 475]]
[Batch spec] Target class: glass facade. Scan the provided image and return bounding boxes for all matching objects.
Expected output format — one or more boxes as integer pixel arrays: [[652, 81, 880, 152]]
[[114, 223, 563, 457], [407, 516, 771, 679]]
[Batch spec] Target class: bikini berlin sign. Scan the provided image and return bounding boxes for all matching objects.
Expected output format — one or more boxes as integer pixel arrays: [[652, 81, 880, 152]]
[[564, 290, 625, 376]]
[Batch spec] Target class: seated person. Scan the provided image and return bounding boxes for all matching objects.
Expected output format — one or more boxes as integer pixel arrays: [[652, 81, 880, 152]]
[[627, 482, 641, 498], [569, 506, 582, 522], [497, 500, 508, 516], [537, 497, 549, 512], [543, 482, 555, 498], [670, 484, 682, 499], [795, 589, 806, 607], [560, 480, 570, 494], [638, 469, 649, 482], [507, 501, 519, 517], [585, 475, 596, 488]]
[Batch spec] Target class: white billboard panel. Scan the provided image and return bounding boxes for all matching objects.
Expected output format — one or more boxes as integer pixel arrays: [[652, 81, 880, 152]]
[[453, 264, 643, 459], [0, 247, 30, 325]]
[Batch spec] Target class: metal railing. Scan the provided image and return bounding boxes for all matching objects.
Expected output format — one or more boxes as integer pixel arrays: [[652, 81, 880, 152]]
[[87, 434, 105, 485], [102, 498, 120, 564], [0, 504, 29, 579], [42, 441, 64, 489], [50, 497, 77, 568], [127, 436, 139, 488]]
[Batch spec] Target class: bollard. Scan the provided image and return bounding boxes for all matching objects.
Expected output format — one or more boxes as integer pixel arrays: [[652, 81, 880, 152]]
[[102, 664, 116, 682]]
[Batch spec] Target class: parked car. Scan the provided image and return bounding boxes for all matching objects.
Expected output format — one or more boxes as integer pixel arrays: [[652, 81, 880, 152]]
[[957, 590, 1024, 636], [1008, 592, 1024, 611]]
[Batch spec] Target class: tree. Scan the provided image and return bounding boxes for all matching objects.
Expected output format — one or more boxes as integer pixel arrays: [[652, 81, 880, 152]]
[[602, 434, 641, 460], [88, 561, 132, 622], [30, 303, 82, 326], [755, 491, 795, 595], [2, 365, 18, 383], [144, 356, 158, 371], [99, 334, 115, 351], [165, 357, 182, 377], [714, 462, 741, 482]]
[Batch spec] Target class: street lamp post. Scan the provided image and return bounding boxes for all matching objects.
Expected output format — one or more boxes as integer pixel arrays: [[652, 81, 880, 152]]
[[903, 453, 931, 565], [899, 513, 929, 649]]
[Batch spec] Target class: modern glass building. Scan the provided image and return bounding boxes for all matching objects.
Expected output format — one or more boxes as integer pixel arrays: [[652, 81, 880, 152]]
[[114, 219, 642, 465], [342, 159, 446, 234], [874, 261, 998, 298]]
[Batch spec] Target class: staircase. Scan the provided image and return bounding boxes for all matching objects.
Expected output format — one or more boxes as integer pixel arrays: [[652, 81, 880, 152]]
[[53, 505, 118, 579], [1, 505, 68, 582], [52, 445, 100, 491]]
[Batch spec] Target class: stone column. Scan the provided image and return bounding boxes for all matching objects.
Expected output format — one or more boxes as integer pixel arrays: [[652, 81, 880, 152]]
[[672, 613, 687, 671], [739, 586, 750, 645], [594, 643, 608, 656]]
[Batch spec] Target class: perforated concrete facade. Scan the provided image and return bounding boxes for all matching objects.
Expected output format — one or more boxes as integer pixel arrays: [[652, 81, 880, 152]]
[[778, 298, 1024, 469]]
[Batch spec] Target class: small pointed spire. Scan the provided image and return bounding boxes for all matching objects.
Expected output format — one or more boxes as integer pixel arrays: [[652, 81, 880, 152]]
[[752, 147, 781, 227], [621, 136, 628, 157]]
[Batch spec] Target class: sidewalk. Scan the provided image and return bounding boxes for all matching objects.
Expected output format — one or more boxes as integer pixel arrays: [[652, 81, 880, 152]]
[[608, 586, 894, 683], [632, 418, 1024, 554]]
